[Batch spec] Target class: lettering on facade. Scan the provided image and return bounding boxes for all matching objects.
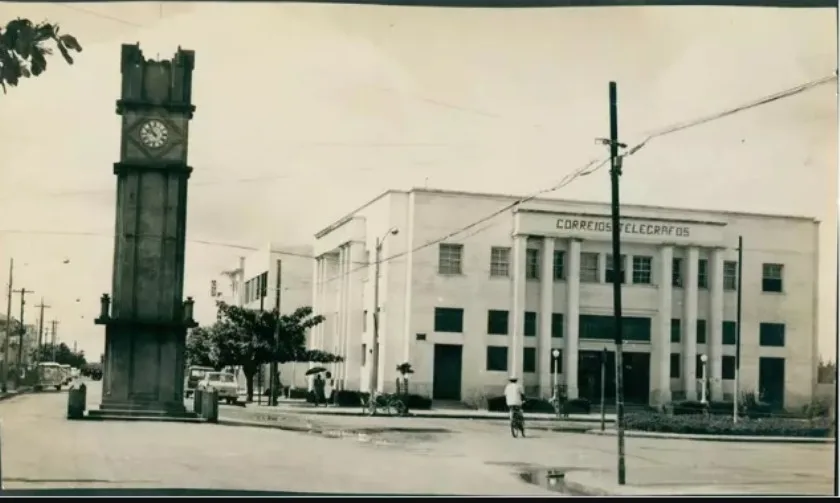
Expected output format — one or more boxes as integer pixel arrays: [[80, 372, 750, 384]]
[[555, 218, 691, 238]]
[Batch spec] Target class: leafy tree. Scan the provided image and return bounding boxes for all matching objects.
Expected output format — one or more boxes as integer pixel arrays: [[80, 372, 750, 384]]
[[32, 342, 86, 368], [185, 326, 218, 369], [206, 302, 341, 402], [818, 359, 836, 384], [0, 18, 82, 93]]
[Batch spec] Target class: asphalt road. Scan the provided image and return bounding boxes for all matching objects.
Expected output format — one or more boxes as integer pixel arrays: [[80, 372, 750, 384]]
[[0, 382, 553, 495]]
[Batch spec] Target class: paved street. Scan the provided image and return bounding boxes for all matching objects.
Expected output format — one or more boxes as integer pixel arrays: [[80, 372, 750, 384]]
[[0, 381, 834, 495]]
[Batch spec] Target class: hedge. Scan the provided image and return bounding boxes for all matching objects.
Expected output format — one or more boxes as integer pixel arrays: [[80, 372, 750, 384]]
[[304, 389, 433, 410], [671, 400, 774, 418], [486, 396, 592, 415], [625, 412, 833, 438]]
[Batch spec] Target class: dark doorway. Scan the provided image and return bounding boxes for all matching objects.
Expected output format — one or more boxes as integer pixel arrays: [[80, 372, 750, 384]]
[[432, 344, 463, 400], [759, 357, 785, 410], [578, 350, 650, 405]]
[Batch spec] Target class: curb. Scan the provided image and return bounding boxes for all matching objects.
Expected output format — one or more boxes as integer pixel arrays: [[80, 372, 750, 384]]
[[586, 428, 835, 444], [218, 417, 453, 436], [562, 470, 756, 496], [242, 407, 615, 424], [0, 387, 31, 402]]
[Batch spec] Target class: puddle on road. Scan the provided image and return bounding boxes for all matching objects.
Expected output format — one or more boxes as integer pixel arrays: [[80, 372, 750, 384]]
[[516, 467, 588, 495]]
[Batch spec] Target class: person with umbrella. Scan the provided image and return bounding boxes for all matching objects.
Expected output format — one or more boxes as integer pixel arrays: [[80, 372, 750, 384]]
[[306, 367, 327, 406]]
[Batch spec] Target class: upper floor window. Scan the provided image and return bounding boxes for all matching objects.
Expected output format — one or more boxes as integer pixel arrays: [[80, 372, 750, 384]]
[[580, 253, 600, 283], [762, 263, 784, 293], [553, 250, 565, 281], [487, 310, 509, 335], [605, 254, 626, 284], [672, 257, 684, 287], [632, 256, 652, 285], [526, 249, 540, 279], [438, 243, 463, 275], [723, 261, 738, 291], [698, 259, 709, 289], [434, 307, 464, 333], [759, 322, 785, 347], [489, 247, 510, 277]]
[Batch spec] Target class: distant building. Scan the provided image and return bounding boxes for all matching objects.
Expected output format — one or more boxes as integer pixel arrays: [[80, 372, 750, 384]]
[[311, 188, 820, 410], [218, 244, 315, 390]]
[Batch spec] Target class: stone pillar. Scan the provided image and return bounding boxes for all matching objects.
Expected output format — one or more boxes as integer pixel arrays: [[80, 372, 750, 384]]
[[683, 247, 699, 401], [332, 250, 343, 377], [653, 245, 673, 406], [318, 258, 327, 350], [709, 247, 725, 401], [95, 44, 197, 418], [564, 238, 581, 400], [538, 237, 555, 397], [310, 257, 321, 352], [509, 235, 527, 379], [344, 243, 365, 391]]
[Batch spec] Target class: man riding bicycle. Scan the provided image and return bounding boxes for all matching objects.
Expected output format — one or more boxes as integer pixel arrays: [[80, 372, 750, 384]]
[[504, 375, 526, 434]]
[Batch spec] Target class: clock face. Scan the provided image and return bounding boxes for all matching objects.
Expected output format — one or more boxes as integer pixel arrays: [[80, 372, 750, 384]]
[[138, 119, 169, 149]]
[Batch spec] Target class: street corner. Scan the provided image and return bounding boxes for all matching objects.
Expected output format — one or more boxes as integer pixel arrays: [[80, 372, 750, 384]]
[[561, 470, 765, 496]]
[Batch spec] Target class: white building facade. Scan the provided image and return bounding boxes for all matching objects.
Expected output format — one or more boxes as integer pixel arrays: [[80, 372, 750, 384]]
[[312, 189, 820, 410], [218, 244, 314, 389]]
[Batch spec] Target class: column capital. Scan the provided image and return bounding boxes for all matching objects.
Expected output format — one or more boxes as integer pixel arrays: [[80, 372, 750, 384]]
[[569, 237, 584, 243]]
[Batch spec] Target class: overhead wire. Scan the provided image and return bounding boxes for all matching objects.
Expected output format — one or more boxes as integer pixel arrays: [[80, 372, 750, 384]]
[[1, 72, 834, 298]]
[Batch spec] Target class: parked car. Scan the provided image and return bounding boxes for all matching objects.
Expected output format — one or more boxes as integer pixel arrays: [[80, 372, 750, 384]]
[[33, 362, 64, 391], [184, 365, 214, 398], [198, 372, 240, 405]]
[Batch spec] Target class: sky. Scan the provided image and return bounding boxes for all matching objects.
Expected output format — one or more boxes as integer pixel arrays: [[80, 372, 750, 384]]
[[0, 3, 835, 361]]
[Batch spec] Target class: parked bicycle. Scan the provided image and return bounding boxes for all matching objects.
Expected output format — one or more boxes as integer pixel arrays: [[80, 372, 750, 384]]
[[360, 392, 407, 417]]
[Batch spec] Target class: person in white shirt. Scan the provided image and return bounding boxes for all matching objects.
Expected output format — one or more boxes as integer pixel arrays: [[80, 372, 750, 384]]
[[504, 376, 526, 422]]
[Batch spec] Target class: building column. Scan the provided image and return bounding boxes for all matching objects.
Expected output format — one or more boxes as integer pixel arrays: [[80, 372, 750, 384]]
[[509, 235, 527, 379], [564, 238, 581, 400], [344, 243, 365, 391], [310, 257, 321, 352], [317, 257, 327, 350], [653, 245, 673, 406], [709, 247, 725, 401], [683, 247, 699, 400], [538, 237, 555, 398]]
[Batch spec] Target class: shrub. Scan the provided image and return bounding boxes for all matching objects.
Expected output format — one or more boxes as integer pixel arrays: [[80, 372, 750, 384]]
[[671, 400, 774, 419], [485, 396, 592, 414], [308, 389, 433, 410], [565, 398, 592, 415], [287, 387, 309, 400], [625, 412, 833, 438]]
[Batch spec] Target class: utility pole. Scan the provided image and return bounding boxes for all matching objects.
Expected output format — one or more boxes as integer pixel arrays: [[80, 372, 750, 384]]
[[270, 260, 282, 407], [603, 81, 628, 486], [369, 238, 382, 416], [35, 298, 50, 360], [733, 236, 744, 423], [2, 259, 13, 393], [13, 287, 33, 388], [50, 320, 59, 362]]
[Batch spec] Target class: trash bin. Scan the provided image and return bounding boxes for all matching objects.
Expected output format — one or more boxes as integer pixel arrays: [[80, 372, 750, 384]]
[[202, 388, 219, 423], [66, 382, 87, 420], [194, 388, 204, 415]]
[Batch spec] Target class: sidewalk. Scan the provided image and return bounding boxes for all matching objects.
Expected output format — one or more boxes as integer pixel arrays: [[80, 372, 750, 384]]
[[0, 383, 31, 402], [242, 400, 616, 423], [587, 428, 835, 444]]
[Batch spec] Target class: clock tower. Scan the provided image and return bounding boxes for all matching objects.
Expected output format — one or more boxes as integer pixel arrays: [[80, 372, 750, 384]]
[[91, 44, 198, 419]]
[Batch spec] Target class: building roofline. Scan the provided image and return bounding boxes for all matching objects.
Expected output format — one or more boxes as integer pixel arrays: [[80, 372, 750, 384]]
[[314, 189, 407, 238], [406, 187, 819, 223]]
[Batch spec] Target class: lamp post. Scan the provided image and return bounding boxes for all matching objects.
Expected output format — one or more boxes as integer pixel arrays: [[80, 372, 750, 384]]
[[368, 227, 399, 415], [700, 354, 708, 405], [551, 348, 560, 418]]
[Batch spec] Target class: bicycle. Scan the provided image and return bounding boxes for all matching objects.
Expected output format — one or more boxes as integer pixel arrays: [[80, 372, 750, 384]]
[[360, 392, 407, 417], [509, 404, 526, 438]]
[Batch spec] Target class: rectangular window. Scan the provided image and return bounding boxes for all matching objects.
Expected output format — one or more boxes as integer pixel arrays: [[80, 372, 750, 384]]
[[434, 307, 464, 333], [363, 310, 368, 332], [580, 253, 600, 283], [722, 321, 737, 345], [759, 322, 785, 347], [632, 256, 653, 285], [670, 319, 681, 343], [438, 243, 463, 275], [486, 346, 508, 372], [670, 353, 681, 379], [490, 247, 511, 277], [553, 250, 565, 281], [260, 272, 268, 298], [672, 257, 684, 287], [524, 312, 537, 337], [723, 261, 738, 291], [696, 319, 707, 344], [698, 259, 709, 289], [523, 348, 537, 373], [605, 254, 626, 284], [580, 315, 651, 342], [487, 310, 509, 335], [722, 355, 736, 380], [762, 263, 784, 293], [361, 344, 367, 366], [551, 313, 564, 338], [526, 249, 540, 279]]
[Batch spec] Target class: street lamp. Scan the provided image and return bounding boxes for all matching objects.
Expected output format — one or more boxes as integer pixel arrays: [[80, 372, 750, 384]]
[[368, 227, 399, 415], [700, 354, 708, 404]]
